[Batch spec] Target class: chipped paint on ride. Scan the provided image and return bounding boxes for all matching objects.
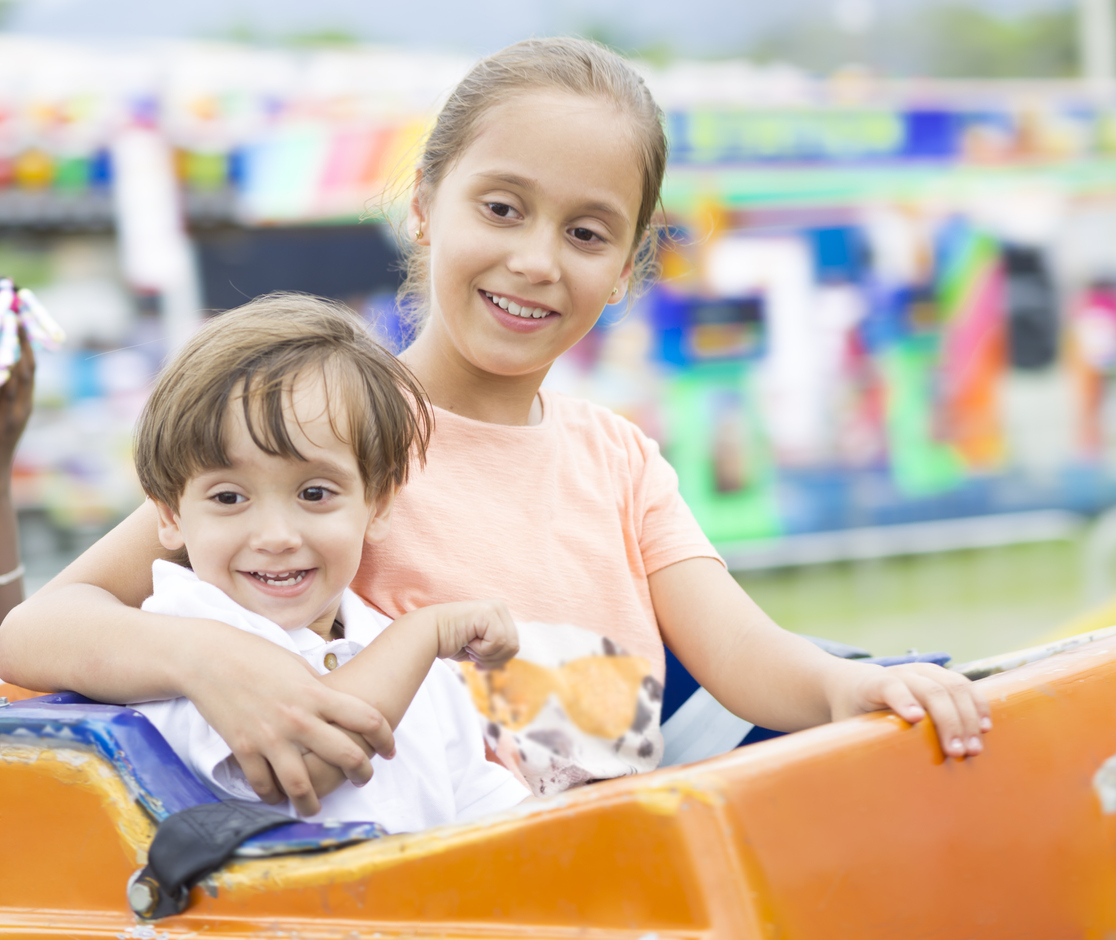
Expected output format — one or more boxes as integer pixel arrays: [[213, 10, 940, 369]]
[[634, 780, 726, 816], [0, 740, 156, 862]]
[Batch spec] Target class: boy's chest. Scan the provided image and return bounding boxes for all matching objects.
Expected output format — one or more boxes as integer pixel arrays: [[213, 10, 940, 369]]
[[314, 685, 457, 834]]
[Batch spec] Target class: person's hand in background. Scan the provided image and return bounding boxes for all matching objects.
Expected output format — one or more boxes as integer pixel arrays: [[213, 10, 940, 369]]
[[0, 325, 35, 616]]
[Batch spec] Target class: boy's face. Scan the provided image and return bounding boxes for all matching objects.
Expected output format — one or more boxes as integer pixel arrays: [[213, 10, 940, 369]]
[[153, 373, 392, 639]]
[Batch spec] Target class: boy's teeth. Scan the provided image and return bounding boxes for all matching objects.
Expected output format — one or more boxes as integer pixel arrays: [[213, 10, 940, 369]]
[[485, 291, 549, 319], [252, 570, 307, 586]]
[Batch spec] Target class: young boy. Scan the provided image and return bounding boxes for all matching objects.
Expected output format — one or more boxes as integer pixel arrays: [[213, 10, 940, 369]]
[[131, 293, 530, 832]]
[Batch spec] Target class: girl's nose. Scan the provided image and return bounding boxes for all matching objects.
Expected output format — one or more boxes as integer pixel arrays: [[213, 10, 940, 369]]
[[507, 223, 561, 284]]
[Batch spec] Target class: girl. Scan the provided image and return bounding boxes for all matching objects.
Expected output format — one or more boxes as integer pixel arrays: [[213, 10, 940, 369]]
[[0, 38, 989, 816]]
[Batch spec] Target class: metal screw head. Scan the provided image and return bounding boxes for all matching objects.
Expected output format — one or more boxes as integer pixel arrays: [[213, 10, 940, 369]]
[[0, 697, 8, 707], [126, 873, 157, 917]]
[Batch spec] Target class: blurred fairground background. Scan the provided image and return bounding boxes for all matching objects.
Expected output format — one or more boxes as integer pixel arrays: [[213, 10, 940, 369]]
[[6, 0, 1116, 661]]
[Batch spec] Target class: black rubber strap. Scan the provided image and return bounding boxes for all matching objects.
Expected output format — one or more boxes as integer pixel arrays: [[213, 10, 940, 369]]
[[129, 801, 292, 919]]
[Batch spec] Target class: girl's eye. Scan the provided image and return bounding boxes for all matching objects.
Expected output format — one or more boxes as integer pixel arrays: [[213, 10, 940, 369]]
[[300, 486, 330, 502], [571, 227, 601, 244], [212, 491, 244, 505]]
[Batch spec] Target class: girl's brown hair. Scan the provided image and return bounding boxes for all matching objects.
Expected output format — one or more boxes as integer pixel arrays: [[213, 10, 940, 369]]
[[135, 293, 432, 511], [397, 36, 668, 322]]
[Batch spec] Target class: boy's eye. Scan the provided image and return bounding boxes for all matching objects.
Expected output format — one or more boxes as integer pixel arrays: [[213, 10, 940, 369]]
[[212, 491, 243, 505], [571, 227, 600, 243], [487, 202, 516, 218], [300, 486, 329, 502]]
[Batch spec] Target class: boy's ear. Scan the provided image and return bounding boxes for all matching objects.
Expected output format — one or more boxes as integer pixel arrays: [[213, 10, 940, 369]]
[[364, 489, 396, 544], [152, 499, 186, 552], [407, 168, 428, 246]]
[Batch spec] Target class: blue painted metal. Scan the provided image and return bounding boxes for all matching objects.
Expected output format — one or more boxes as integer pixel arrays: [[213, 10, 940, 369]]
[[0, 695, 387, 857]]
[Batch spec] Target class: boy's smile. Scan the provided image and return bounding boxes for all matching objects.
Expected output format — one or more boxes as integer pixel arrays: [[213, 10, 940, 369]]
[[153, 372, 393, 639]]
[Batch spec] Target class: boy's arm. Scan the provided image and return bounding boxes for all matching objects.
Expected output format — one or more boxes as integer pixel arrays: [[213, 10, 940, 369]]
[[307, 600, 518, 799], [650, 557, 991, 759], [0, 501, 392, 816]]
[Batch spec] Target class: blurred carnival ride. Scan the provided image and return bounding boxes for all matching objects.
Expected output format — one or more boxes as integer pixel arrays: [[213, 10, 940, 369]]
[[5, 37, 1116, 560]]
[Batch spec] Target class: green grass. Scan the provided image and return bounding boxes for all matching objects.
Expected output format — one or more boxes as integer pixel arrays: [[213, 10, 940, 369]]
[[737, 539, 1086, 664]]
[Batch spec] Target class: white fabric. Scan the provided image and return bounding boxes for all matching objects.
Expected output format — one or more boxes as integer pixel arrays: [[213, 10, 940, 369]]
[[135, 560, 528, 833], [659, 686, 753, 767]]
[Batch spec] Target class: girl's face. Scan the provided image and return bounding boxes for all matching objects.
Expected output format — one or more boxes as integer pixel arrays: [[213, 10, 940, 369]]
[[412, 90, 644, 383]]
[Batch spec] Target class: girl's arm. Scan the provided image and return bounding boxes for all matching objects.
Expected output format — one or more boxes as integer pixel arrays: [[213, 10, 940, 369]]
[[650, 557, 990, 758], [305, 599, 518, 801], [0, 500, 393, 815]]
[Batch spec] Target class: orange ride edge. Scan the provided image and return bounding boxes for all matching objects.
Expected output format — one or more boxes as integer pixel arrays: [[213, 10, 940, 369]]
[[3, 634, 1116, 939]]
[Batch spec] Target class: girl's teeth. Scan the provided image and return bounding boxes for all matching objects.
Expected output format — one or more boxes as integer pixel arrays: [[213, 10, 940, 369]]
[[486, 292, 549, 319]]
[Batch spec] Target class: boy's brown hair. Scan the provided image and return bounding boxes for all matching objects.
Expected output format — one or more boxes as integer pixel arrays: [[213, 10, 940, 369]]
[[135, 292, 432, 511]]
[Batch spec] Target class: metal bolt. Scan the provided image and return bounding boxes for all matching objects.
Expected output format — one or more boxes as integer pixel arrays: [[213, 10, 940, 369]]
[[127, 873, 158, 918], [0, 697, 8, 707]]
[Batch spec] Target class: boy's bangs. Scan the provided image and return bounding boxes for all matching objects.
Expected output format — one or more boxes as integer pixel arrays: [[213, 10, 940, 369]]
[[235, 360, 371, 473], [235, 366, 324, 466]]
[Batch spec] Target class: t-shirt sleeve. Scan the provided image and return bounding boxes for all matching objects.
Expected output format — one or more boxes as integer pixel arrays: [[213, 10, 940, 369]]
[[427, 662, 529, 822], [633, 430, 725, 576]]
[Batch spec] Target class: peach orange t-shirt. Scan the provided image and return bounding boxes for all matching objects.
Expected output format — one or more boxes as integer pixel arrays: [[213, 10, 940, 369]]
[[354, 389, 722, 681]]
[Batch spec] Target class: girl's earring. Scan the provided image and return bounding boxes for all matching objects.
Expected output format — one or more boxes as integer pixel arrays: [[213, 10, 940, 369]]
[[611, 287, 618, 296], [415, 226, 423, 240]]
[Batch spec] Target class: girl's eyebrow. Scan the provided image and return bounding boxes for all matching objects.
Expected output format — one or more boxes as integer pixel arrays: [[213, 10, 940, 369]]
[[471, 171, 630, 226]]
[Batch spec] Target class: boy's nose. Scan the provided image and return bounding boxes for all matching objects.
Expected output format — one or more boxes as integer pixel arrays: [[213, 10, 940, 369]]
[[249, 510, 302, 553]]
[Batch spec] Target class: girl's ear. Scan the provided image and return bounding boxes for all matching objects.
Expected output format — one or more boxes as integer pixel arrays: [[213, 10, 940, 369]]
[[364, 489, 396, 544], [609, 245, 638, 306], [152, 499, 186, 552], [407, 168, 429, 246]]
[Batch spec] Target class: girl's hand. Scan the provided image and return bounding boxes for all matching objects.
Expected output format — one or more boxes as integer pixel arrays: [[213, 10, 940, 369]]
[[431, 599, 519, 669], [181, 626, 394, 817], [829, 661, 992, 758]]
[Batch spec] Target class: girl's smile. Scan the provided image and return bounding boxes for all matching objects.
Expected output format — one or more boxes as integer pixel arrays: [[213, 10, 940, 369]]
[[405, 90, 644, 423]]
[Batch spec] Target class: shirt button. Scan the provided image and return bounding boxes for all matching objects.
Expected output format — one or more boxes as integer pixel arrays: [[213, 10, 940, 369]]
[[324, 653, 338, 671]]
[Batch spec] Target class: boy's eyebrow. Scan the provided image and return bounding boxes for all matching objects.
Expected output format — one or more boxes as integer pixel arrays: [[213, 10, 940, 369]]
[[471, 171, 630, 226], [297, 454, 361, 482]]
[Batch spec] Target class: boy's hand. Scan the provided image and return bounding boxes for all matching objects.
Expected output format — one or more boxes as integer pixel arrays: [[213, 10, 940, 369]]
[[829, 661, 992, 758], [432, 599, 519, 669]]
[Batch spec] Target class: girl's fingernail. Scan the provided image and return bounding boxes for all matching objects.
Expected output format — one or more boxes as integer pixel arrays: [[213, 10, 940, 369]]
[[968, 736, 982, 751], [950, 738, 963, 753], [980, 717, 992, 731]]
